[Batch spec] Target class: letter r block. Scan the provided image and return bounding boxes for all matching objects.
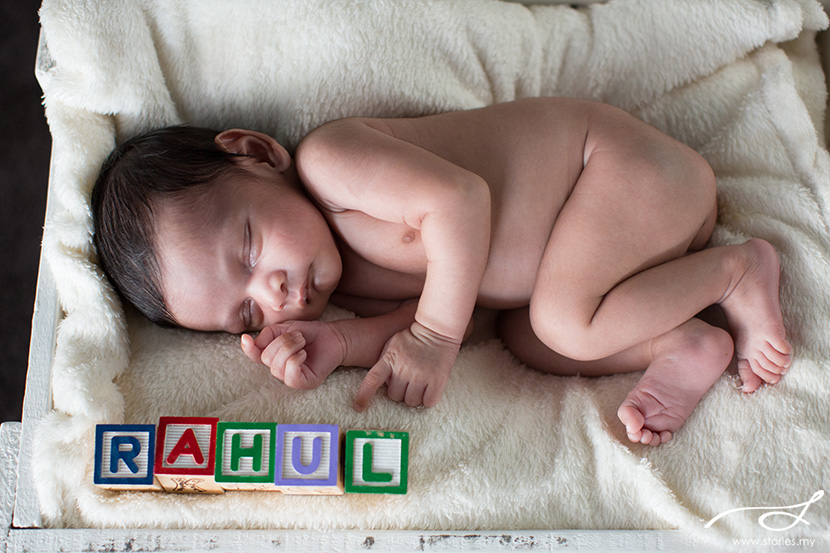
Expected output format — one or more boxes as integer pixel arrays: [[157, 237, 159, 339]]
[[344, 430, 409, 494], [274, 424, 343, 495], [94, 424, 159, 490], [215, 422, 277, 490], [154, 416, 223, 493]]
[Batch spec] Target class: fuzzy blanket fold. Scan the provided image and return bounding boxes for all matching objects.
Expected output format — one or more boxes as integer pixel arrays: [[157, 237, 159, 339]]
[[35, 0, 830, 549]]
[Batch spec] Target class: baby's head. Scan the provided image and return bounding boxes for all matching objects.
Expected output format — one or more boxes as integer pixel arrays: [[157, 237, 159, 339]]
[[92, 125, 342, 333]]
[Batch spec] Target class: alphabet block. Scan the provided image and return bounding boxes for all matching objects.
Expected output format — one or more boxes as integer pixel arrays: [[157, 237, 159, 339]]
[[274, 424, 343, 495], [154, 416, 223, 493], [344, 430, 409, 494], [215, 422, 278, 490], [93, 424, 160, 490]]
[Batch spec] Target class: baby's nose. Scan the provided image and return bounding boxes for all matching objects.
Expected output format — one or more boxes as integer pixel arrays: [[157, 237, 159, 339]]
[[262, 271, 288, 310]]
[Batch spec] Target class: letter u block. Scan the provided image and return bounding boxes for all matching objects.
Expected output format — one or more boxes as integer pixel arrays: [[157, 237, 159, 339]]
[[274, 424, 343, 495], [215, 422, 277, 490], [154, 416, 223, 493], [344, 430, 409, 494], [94, 424, 160, 490]]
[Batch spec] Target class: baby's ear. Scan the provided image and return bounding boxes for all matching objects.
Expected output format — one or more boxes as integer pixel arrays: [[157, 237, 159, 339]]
[[215, 129, 292, 172]]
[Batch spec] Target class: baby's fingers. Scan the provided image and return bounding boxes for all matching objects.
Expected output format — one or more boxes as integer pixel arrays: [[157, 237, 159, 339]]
[[240, 334, 262, 363], [262, 331, 306, 380], [283, 350, 313, 389], [253, 324, 286, 349], [422, 383, 445, 408], [404, 381, 427, 407], [354, 360, 393, 412]]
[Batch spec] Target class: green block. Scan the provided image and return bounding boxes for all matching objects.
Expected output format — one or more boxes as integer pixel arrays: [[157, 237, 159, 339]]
[[344, 430, 409, 494], [215, 422, 277, 489]]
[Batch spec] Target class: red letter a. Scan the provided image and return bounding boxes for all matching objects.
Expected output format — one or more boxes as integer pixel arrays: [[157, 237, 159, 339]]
[[166, 428, 205, 466]]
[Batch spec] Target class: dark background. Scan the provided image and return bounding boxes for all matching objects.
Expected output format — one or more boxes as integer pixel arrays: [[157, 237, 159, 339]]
[[1, 1, 52, 422]]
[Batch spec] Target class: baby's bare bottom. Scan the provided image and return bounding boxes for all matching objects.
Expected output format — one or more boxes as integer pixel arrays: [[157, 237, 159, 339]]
[[499, 108, 790, 446]]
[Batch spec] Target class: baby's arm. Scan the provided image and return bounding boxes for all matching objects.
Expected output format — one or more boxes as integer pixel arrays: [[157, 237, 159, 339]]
[[296, 119, 491, 408]]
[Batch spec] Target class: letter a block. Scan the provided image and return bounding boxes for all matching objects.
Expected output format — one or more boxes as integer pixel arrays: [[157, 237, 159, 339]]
[[154, 416, 223, 493], [344, 430, 409, 494], [274, 424, 343, 495], [94, 424, 160, 490], [215, 422, 277, 490]]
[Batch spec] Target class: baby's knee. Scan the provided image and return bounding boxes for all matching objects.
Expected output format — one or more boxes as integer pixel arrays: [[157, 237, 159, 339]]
[[656, 136, 717, 214], [682, 148, 717, 208], [528, 300, 602, 361]]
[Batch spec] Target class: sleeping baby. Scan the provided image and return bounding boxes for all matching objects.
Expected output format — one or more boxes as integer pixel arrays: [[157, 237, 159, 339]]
[[91, 97, 791, 446]]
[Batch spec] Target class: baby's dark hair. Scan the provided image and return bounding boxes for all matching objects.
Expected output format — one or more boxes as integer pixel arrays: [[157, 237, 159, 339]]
[[91, 125, 245, 327]]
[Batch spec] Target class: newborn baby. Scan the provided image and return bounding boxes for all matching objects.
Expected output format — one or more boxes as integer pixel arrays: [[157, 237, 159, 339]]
[[92, 97, 791, 446]]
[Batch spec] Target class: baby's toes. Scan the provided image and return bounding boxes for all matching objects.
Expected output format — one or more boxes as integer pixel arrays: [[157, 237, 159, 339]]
[[626, 429, 643, 443], [642, 429, 671, 447], [753, 350, 786, 376], [617, 402, 645, 441], [761, 341, 791, 371], [650, 431, 670, 446], [749, 361, 780, 385], [738, 359, 763, 393], [750, 356, 782, 384], [768, 333, 792, 356]]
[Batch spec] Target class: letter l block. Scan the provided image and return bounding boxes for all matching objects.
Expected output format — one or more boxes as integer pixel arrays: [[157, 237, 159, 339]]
[[345, 430, 409, 494]]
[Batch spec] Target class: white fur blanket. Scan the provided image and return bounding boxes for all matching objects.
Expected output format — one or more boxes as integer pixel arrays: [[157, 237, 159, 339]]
[[35, 0, 830, 549]]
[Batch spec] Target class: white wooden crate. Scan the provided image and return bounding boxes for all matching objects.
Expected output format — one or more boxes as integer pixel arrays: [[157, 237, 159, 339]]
[[0, 18, 719, 553]]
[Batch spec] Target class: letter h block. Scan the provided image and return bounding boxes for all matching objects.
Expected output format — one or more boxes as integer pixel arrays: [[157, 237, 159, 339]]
[[93, 424, 160, 490], [274, 424, 343, 495], [154, 416, 224, 493], [215, 422, 278, 490], [344, 430, 409, 494]]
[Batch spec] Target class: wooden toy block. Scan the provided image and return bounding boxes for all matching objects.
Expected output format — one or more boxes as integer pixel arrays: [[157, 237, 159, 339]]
[[214, 422, 278, 491], [93, 424, 160, 490], [344, 430, 409, 494], [154, 416, 224, 493], [274, 424, 343, 495]]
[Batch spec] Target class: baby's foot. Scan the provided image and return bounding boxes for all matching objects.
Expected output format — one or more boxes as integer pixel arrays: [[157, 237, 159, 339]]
[[617, 319, 733, 446], [719, 239, 791, 393]]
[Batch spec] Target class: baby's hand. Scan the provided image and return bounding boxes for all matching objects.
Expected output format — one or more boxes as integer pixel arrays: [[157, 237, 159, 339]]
[[353, 321, 460, 411], [241, 320, 347, 390]]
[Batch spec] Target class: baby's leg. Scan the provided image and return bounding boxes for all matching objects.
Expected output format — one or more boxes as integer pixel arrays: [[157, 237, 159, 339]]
[[499, 306, 652, 377], [500, 308, 733, 445], [529, 106, 790, 381], [527, 106, 789, 443]]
